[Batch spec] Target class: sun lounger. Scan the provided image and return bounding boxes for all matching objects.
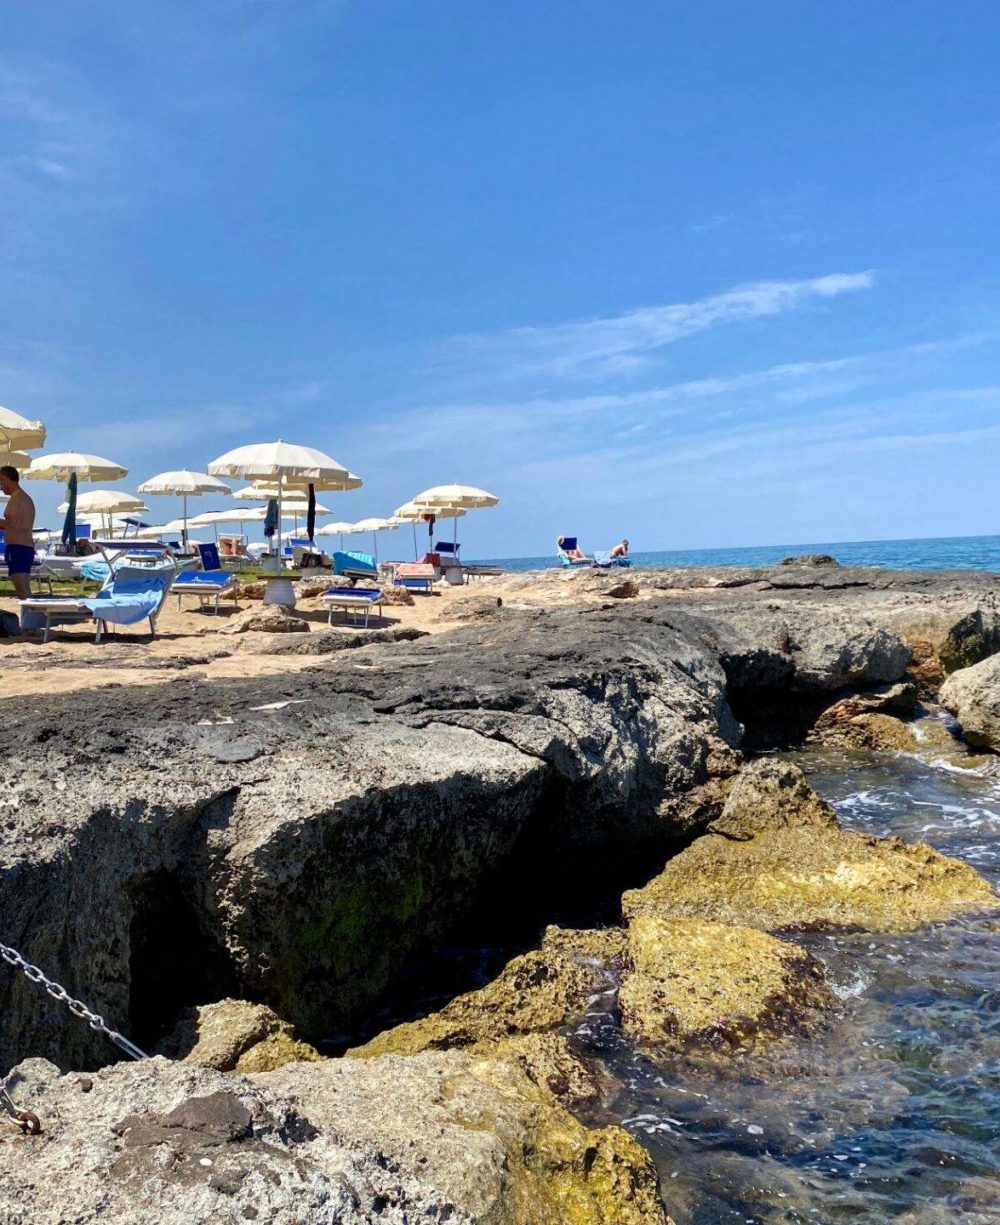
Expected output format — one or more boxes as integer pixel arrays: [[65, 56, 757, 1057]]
[[321, 586, 384, 627], [592, 550, 632, 569], [332, 550, 380, 582], [172, 543, 240, 614], [19, 541, 179, 642], [393, 562, 435, 593], [556, 536, 591, 567]]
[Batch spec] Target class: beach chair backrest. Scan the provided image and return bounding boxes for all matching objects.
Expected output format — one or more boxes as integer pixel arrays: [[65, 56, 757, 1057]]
[[435, 540, 460, 555], [557, 536, 577, 552], [198, 542, 222, 572], [76, 523, 93, 541]]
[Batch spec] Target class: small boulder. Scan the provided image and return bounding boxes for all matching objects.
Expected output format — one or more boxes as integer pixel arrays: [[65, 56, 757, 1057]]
[[606, 578, 640, 599], [221, 604, 309, 634], [234, 580, 265, 600], [779, 554, 839, 566], [814, 712, 919, 752], [158, 998, 322, 1073], [940, 653, 1000, 752], [619, 916, 833, 1049], [622, 760, 997, 932]]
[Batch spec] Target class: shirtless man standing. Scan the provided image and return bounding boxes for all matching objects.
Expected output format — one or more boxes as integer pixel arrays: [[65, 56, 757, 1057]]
[[0, 466, 36, 600]]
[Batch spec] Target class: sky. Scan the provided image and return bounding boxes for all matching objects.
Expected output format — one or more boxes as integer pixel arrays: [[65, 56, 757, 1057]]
[[2, 0, 999, 558]]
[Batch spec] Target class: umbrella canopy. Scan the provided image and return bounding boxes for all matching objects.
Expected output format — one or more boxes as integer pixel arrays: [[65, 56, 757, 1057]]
[[411, 484, 499, 510], [0, 450, 33, 471], [138, 469, 232, 548], [0, 405, 46, 450], [25, 451, 128, 482], [58, 490, 147, 515], [208, 441, 350, 484], [392, 500, 466, 522], [137, 469, 231, 496], [236, 472, 362, 496], [410, 486, 497, 557]]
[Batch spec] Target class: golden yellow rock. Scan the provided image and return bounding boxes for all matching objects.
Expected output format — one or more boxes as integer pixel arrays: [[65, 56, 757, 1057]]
[[623, 760, 997, 933], [619, 916, 833, 1048], [160, 998, 322, 1072], [351, 929, 622, 1058]]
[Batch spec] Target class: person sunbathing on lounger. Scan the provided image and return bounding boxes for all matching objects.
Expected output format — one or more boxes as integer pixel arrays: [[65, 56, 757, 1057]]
[[609, 538, 629, 559]]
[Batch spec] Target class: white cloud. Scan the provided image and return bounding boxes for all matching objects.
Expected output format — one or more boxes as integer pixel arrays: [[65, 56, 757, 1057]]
[[436, 271, 876, 380]]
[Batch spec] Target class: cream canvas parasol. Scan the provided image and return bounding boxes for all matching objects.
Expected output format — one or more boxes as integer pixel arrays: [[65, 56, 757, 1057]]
[[25, 451, 128, 482], [138, 469, 232, 547], [410, 485, 497, 556], [0, 405, 46, 451]]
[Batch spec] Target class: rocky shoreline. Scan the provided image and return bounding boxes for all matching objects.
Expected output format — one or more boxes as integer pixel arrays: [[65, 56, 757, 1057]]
[[2, 562, 1000, 1222]]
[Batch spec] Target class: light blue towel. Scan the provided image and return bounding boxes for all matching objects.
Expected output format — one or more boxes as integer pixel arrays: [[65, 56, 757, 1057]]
[[81, 575, 169, 627]]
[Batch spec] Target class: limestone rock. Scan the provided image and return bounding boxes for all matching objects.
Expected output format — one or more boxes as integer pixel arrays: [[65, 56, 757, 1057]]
[[220, 603, 309, 634], [350, 930, 622, 1059], [814, 681, 918, 726], [158, 998, 322, 1072], [813, 711, 919, 752], [623, 760, 997, 932], [607, 578, 640, 599], [619, 916, 832, 1049], [779, 554, 839, 566], [940, 653, 1000, 751], [234, 579, 265, 600], [0, 1054, 673, 1225]]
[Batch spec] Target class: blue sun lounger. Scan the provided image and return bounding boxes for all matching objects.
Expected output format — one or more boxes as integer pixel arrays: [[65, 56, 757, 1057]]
[[20, 566, 176, 643], [556, 536, 591, 567], [172, 543, 240, 614], [321, 586, 384, 627]]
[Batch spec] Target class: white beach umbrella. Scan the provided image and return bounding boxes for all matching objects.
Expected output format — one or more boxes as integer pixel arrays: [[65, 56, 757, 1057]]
[[315, 519, 361, 550], [138, 469, 232, 548], [208, 441, 352, 552], [25, 451, 128, 482], [410, 485, 497, 556], [0, 405, 46, 450], [55, 489, 147, 536], [393, 500, 466, 559], [0, 450, 33, 470], [347, 516, 397, 562]]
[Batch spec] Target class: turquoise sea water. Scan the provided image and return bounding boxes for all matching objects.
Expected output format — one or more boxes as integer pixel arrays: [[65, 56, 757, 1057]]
[[474, 534, 1000, 574], [578, 730, 1000, 1223]]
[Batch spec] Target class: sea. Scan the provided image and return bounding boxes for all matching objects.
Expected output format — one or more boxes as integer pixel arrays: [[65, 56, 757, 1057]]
[[474, 533, 1000, 574]]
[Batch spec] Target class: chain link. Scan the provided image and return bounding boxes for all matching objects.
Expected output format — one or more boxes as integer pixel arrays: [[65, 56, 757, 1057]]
[[0, 940, 148, 1062]]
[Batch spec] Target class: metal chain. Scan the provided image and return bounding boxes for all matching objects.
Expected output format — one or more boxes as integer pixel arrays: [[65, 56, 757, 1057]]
[[0, 940, 148, 1062]]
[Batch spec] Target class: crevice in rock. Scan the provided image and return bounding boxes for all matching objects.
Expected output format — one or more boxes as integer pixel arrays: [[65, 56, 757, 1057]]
[[127, 868, 237, 1051]]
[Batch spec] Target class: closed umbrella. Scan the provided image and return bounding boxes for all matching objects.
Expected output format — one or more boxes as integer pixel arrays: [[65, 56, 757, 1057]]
[[263, 498, 279, 541], [60, 473, 78, 549], [138, 469, 232, 550], [306, 485, 316, 543]]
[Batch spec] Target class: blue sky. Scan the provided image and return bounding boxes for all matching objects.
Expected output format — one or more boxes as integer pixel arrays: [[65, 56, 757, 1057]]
[[2, 1, 999, 557]]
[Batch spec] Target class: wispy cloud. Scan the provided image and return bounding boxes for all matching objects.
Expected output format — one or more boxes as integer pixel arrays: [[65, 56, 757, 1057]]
[[435, 271, 876, 380]]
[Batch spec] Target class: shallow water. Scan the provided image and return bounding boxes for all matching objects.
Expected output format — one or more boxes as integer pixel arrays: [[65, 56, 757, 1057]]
[[578, 739, 1000, 1224]]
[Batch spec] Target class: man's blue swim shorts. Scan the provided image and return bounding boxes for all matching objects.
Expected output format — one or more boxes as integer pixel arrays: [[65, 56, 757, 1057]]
[[5, 544, 35, 575]]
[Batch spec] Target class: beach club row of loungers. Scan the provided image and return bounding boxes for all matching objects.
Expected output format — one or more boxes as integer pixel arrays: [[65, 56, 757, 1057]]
[[11, 540, 478, 642]]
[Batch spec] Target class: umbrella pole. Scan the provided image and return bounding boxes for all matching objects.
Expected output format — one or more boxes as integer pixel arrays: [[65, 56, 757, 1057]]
[[412, 523, 417, 560], [372, 531, 378, 564], [182, 493, 189, 551]]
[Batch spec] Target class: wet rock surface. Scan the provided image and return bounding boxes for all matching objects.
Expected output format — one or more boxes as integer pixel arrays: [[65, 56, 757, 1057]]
[[622, 760, 997, 933], [619, 916, 834, 1049]]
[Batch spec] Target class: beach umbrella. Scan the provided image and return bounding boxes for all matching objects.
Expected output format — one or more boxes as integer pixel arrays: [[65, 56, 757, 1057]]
[[411, 484, 498, 556], [315, 520, 359, 550], [25, 451, 128, 482], [263, 498, 279, 542], [208, 441, 352, 556], [393, 501, 466, 559], [138, 469, 232, 550], [57, 490, 148, 537], [306, 485, 316, 543], [60, 472, 78, 549], [0, 450, 33, 470], [0, 405, 46, 450], [350, 517, 397, 563]]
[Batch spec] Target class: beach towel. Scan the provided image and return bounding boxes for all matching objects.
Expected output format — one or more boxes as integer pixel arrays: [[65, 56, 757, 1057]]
[[81, 575, 169, 627]]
